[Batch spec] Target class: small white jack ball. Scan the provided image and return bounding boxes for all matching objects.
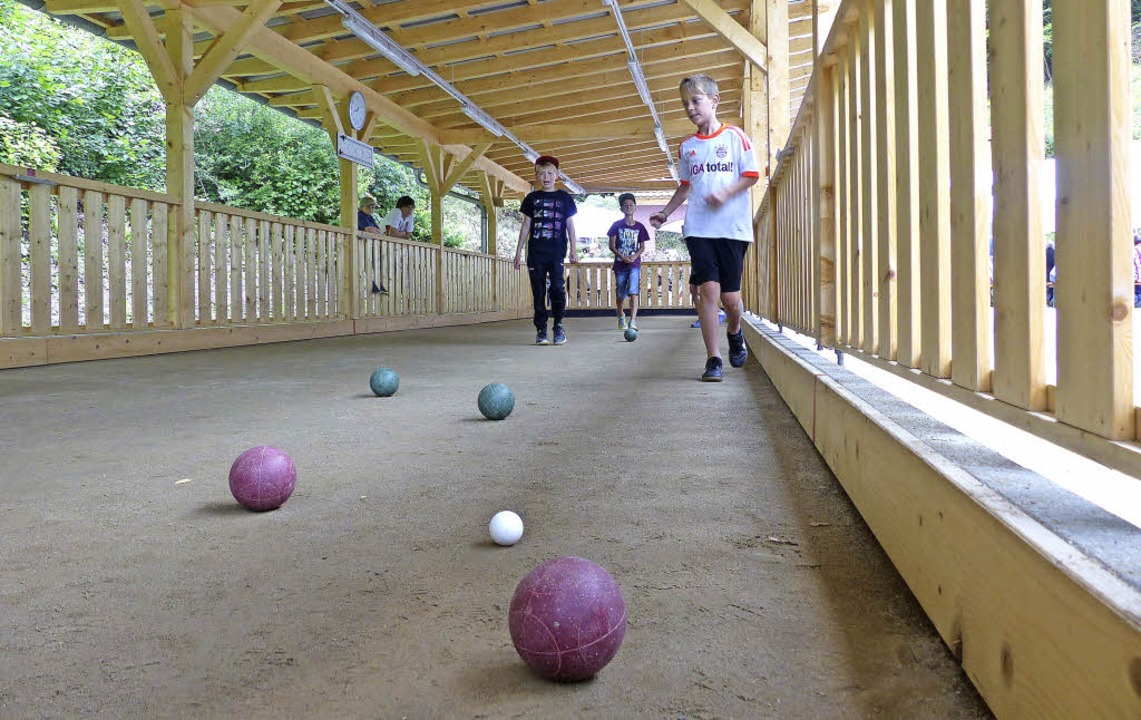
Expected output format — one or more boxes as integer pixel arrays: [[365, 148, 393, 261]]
[[489, 510, 524, 546]]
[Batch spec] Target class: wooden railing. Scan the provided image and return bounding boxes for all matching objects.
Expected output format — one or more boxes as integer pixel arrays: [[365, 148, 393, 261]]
[[194, 202, 343, 325], [565, 260, 695, 311], [0, 163, 532, 352], [750, 0, 1140, 477], [0, 163, 175, 334]]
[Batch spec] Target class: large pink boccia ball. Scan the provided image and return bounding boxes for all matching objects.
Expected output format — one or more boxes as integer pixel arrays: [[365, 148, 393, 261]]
[[228, 446, 297, 511], [508, 556, 627, 681]]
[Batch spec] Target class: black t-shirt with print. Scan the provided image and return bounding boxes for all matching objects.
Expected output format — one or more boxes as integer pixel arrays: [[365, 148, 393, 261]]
[[521, 189, 578, 259]]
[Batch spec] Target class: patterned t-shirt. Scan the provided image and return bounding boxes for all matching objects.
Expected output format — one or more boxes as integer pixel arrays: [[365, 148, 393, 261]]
[[607, 219, 649, 270], [677, 124, 761, 243], [521, 190, 578, 258]]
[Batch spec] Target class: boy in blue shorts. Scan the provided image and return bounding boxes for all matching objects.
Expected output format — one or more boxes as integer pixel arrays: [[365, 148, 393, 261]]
[[649, 75, 760, 381], [607, 193, 649, 330], [513, 155, 579, 345]]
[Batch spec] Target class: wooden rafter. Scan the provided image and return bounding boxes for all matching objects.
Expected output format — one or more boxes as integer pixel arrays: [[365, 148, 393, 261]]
[[186, 0, 282, 104], [680, 0, 768, 74]]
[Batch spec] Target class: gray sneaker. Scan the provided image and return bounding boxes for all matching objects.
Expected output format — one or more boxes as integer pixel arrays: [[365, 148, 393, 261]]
[[701, 356, 723, 382], [553, 324, 567, 345], [728, 330, 747, 368], [536, 328, 550, 345]]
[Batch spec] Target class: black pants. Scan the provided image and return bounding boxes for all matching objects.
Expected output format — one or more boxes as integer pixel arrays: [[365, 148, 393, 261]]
[[527, 255, 566, 329]]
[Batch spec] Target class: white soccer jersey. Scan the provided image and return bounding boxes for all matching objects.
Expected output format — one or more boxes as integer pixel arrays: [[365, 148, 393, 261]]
[[678, 124, 761, 243]]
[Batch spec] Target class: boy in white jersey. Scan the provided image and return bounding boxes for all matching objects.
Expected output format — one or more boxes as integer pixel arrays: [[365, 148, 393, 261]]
[[650, 75, 760, 381]]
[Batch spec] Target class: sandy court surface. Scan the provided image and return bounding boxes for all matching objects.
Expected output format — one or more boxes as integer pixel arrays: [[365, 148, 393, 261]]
[[0, 316, 990, 719]]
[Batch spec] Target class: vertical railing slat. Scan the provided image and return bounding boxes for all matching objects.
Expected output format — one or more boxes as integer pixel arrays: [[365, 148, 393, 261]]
[[873, 0, 897, 360], [106, 195, 127, 330], [58, 186, 80, 332], [835, 51, 849, 346], [915, 0, 952, 378], [214, 213, 228, 324], [0, 177, 19, 334], [892, 0, 920, 367], [130, 199, 149, 329], [858, 2, 876, 356], [947, 0, 993, 392], [1052, 0, 1134, 439], [83, 190, 104, 330], [989, 0, 1048, 411], [817, 60, 837, 348], [152, 203, 169, 327], [28, 184, 52, 334], [244, 217, 257, 321]]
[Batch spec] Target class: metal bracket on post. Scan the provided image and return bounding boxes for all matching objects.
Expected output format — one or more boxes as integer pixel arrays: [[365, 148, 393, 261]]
[[835, 350, 844, 366]]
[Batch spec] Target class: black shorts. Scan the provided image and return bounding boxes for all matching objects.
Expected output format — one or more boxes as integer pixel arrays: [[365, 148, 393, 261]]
[[685, 237, 749, 293]]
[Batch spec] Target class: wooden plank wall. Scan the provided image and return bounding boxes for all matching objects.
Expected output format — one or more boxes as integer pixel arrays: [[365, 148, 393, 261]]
[[747, 0, 1140, 474]]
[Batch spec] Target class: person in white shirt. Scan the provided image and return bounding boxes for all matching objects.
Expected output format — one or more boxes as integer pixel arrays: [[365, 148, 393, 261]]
[[385, 196, 416, 239], [649, 74, 761, 382]]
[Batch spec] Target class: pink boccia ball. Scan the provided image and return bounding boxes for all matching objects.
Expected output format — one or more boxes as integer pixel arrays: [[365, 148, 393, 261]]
[[508, 556, 627, 681], [228, 445, 297, 511]]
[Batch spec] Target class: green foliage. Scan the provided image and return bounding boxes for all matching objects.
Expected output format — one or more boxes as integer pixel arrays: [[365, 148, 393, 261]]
[[0, 113, 60, 169], [0, 0, 165, 188], [193, 88, 344, 223]]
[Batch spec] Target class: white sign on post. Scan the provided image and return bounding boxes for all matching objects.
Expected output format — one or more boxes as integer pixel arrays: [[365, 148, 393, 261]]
[[337, 133, 375, 169]]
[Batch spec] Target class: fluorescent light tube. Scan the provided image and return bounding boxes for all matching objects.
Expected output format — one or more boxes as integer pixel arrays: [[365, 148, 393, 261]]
[[342, 15, 421, 77], [461, 104, 505, 137]]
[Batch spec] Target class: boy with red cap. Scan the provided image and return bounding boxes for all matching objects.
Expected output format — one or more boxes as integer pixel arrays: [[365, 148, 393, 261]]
[[513, 155, 580, 345]]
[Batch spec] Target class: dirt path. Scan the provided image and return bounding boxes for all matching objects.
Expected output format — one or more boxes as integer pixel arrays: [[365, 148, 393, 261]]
[[0, 317, 990, 718]]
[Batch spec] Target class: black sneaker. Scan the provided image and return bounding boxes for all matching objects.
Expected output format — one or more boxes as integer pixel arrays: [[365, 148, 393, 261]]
[[553, 324, 566, 345], [701, 356, 723, 382], [728, 330, 747, 368], [536, 328, 550, 345], [372, 280, 389, 294]]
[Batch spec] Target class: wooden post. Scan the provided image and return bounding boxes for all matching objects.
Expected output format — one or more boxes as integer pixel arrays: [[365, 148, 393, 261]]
[[165, 8, 195, 329], [747, 0, 768, 204], [478, 172, 500, 309], [765, 0, 790, 175], [1053, 0, 1134, 440]]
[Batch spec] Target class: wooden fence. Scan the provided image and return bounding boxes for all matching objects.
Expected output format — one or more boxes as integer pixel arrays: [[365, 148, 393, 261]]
[[565, 260, 695, 311], [750, 0, 1139, 477], [0, 162, 531, 353]]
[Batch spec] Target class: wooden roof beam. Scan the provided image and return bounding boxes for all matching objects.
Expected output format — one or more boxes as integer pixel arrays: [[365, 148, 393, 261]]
[[387, 37, 731, 111], [186, 0, 282, 104], [439, 119, 695, 145], [680, 0, 768, 74], [183, 3, 529, 194]]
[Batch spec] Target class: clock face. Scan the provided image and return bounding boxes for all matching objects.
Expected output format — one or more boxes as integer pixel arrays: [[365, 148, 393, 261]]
[[348, 91, 367, 131]]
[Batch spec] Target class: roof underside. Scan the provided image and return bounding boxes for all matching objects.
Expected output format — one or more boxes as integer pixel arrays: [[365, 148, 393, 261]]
[[35, 0, 824, 198]]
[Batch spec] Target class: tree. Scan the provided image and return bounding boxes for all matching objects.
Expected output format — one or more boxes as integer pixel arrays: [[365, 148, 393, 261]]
[[0, 0, 165, 188]]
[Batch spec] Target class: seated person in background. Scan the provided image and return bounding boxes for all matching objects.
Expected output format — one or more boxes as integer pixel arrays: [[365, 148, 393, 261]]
[[1046, 241, 1055, 307], [357, 194, 388, 294], [385, 196, 416, 240], [1133, 232, 1141, 307]]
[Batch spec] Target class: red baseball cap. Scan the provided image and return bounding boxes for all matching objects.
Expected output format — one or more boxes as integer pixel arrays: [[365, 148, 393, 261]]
[[534, 155, 560, 169]]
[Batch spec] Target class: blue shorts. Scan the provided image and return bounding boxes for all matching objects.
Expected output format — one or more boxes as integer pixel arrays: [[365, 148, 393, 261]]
[[614, 267, 641, 296]]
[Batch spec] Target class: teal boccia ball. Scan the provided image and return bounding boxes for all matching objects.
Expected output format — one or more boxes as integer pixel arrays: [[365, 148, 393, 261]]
[[624, 327, 638, 342], [478, 383, 515, 421], [370, 367, 400, 397]]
